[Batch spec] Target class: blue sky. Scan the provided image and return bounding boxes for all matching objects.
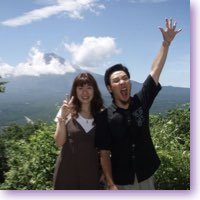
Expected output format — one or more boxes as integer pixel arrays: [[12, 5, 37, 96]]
[[0, 0, 190, 87]]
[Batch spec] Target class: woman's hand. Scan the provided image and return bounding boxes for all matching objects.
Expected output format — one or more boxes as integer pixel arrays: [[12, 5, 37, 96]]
[[60, 95, 74, 119]]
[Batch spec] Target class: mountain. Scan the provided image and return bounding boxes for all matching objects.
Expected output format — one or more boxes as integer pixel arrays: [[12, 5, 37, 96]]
[[44, 53, 66, 65], [0, 54, 190, 127]]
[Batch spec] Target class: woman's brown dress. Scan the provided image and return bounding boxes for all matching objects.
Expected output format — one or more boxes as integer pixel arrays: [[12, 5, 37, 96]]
[[53, 118, 100, 190]]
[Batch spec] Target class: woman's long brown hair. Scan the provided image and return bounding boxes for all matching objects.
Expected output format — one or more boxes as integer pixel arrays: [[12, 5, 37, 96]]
[[69, 72, 104, 118]]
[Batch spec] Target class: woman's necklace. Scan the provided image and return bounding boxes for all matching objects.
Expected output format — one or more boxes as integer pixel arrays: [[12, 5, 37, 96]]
[[80, 111, 92, 123]]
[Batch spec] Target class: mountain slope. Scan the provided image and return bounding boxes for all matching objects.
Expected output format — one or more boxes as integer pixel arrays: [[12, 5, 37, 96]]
[[0, 53, 190, 127], [0, 72, 190, 127]]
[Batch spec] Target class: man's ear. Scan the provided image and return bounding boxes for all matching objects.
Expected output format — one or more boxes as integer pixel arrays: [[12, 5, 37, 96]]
[[107, 85, 112, 93]]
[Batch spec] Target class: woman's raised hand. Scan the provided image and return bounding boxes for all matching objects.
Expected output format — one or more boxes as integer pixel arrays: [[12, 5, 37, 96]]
[[60, 94, 74, 119]]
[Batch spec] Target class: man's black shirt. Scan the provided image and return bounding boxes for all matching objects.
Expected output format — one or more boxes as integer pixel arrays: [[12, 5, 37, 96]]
[[95, 75, 162, 185]]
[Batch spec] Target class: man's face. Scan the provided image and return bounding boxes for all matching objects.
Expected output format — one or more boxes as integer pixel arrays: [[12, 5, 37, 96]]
[[107, 70, 131, 107]]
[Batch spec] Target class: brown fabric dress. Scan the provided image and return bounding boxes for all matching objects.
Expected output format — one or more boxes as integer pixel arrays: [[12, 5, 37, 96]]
[[53, 118, 100, 190]]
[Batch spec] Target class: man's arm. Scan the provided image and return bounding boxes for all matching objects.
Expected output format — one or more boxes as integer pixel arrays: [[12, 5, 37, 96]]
[[100, 150, 118, 190], [150, 18, 182, 85]]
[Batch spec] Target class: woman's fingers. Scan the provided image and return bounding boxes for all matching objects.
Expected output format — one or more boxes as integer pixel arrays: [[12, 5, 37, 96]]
[[63, 96, 74, 106], [62, 96, 74, 112], [68, 96, 74, 105], [60, 95, 74, 118]]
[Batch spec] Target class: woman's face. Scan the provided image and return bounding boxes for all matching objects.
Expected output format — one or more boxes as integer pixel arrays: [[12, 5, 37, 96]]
[[76, 84, 94, 105]]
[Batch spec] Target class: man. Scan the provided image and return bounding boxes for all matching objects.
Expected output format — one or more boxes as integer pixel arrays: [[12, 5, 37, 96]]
[[95, 18, 182, 190]]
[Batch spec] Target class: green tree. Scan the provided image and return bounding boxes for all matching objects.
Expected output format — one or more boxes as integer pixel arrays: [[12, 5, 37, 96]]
[[0, 76, 7, 93], [0, 104, 190, 190], [0, 122, 58, 190], [151, 103, 190, 189], [0, 121, 54, 186]]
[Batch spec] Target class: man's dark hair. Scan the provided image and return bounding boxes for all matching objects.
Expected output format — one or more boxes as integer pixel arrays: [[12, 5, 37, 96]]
[[104, 63, 130, 86]]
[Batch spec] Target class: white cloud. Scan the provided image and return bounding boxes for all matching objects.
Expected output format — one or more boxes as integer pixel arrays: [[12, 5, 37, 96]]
[[1, 0, 105, 27], [0, 36, 120, 77], [0, 45, 75, 78], [64, 36, 120, 70], [0, 63, 14, 78]]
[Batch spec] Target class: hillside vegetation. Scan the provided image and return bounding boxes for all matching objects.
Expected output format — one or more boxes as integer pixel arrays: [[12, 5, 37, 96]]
[[0, 73, 190, 127], [0, 104, 190, 190]]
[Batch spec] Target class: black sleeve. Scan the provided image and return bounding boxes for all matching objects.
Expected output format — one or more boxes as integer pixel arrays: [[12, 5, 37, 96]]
[[136, 75, 162, 110], [95, 109, 111, 150]]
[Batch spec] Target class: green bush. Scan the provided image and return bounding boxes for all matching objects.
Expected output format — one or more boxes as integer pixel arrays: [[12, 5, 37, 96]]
[[0, 122, 58, 190], [0, 104, 190, 190], [150, 103, 190, 190], [0, 121, 45, 183]]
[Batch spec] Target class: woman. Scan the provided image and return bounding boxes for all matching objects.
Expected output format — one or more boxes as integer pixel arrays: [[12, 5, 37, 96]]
[[53, 72, 104, 190]]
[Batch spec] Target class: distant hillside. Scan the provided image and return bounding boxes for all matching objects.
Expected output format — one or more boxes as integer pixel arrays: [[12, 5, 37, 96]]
[[0, 53, 190, 127], [0, 72, 190, 127]]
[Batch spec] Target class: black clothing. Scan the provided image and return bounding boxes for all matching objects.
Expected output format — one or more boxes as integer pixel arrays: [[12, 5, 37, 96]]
[[54, 118, 100, 190], [95, 75, 161, 185]]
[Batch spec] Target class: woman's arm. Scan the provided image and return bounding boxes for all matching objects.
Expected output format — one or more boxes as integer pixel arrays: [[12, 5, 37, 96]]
[[54, 96, 74, 147], [54, 118, 67, 147]]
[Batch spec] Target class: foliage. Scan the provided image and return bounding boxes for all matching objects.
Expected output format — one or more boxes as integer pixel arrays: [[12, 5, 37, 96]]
[[0, 76, 7, 93], [0, 104, 190, 190], [150, 103, 190, 190], [0, 121, 45, 183], [0, 122, 58, 190]]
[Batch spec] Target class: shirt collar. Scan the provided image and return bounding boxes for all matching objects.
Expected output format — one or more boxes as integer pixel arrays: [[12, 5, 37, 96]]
[[110, 101, 117, 113], [110, 98, 132, 113]]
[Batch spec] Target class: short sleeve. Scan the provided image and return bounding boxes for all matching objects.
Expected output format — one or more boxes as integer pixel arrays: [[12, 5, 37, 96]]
[[136, 75, 162, 110], [54, 108, 71, 124], [54, 109, 61, 122]]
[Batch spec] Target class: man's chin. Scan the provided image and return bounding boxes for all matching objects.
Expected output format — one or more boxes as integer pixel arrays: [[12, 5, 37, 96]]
[[120, 99, 130, 105]]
